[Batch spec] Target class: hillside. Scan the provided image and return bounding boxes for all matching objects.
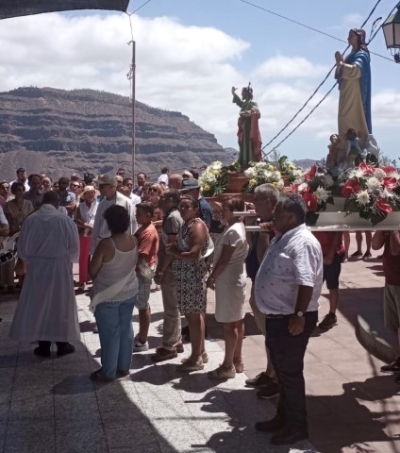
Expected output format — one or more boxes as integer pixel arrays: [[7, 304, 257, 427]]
[[0, 87, 231, 181]]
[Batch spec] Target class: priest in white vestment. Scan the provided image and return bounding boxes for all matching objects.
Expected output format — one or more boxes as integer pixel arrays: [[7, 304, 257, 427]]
[[9, 191, 80, 357]]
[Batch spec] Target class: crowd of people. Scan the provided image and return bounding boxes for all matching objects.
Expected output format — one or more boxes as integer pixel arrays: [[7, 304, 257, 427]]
[[1, 164, 400, 446]]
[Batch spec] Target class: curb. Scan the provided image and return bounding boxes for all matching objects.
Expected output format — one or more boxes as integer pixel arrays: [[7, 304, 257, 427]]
[[356, 314, 397, 364]]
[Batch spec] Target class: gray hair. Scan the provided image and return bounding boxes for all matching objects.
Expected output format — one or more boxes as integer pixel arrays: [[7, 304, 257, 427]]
[[276, 193, 307, 224], [254, 184, 279, 204]]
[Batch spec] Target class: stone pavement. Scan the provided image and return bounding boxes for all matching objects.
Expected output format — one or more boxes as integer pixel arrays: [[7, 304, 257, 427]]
[[1, 237, 400, 453]]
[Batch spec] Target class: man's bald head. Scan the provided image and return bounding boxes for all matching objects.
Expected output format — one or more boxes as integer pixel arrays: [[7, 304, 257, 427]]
[[168, 173, 183, 190]]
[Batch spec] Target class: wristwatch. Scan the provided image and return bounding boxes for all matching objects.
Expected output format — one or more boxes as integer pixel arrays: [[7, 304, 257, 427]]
[[296, 311, 304, 318]]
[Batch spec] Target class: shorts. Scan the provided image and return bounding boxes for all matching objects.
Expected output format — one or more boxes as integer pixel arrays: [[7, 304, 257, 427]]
[[384, 285, 400, 331], [136, 273, 152, 310], [323, 253, 343, 290]]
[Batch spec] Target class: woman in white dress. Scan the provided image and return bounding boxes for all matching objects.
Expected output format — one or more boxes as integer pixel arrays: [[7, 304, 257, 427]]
[[207, 197, 249, 379]]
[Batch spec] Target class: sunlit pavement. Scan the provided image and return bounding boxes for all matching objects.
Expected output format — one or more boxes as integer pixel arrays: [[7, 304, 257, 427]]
[[1, 237, 400, 452]]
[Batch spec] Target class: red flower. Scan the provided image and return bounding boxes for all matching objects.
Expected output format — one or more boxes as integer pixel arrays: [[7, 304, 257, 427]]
[[358, 162, 375, 175], [381, 166, 397, 174], [376, 198, 392, 214], [383, 177, 398, 190], [304, 164, 317, 181], [302, 191, 318, 212], [341, 180, 362, 197]]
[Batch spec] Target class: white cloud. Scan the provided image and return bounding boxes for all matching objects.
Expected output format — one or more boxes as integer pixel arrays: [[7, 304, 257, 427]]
[[0, 12, 398, 159], [253, 56, 329, 80]]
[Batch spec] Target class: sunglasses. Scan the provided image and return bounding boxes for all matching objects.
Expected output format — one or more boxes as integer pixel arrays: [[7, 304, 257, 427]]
[[148, 188, 159, 193], [71, 184, 80, 188]]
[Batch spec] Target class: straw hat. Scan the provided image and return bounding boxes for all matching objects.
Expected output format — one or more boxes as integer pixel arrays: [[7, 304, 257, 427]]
[[81, 185, 98, 200]]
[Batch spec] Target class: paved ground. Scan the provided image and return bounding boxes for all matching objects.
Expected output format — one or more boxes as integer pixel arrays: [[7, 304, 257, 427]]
[[1, 237, 400, 453]]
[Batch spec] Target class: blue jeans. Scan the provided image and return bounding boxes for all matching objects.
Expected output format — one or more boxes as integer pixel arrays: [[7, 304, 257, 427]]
[[94, 296, 136, 379]]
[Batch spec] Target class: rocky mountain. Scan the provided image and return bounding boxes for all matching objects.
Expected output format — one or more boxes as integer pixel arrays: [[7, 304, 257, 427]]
[[0, 87, 232, 181]]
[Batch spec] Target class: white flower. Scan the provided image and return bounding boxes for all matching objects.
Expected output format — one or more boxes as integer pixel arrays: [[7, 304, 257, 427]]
[[261, 170, 272, 180], [271, 171, 282, 181], [323, 174, 334, 188], [210, 161, 223, 170], [349, 169, 364, 179], [381, 188, 395, 199], [244, 167, 256, 179], [255, 162, 267, 168], [274, 180, 285, 190], [356, 190, 370, 205], [315, 186, 330, 204], [297, 182, 308, 193], [386, 171, 400, 180], [373, 168, 386, 180], [366, 177, 381, 191]]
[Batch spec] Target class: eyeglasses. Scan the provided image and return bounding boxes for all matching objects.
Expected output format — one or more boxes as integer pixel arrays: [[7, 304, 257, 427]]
[[148, 188, 159, 193], [71, 184, 80, 188]]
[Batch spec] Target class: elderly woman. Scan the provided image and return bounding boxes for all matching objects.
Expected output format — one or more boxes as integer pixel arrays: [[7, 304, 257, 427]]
[[3, 182, 34, 291], [89, 205, 139, 382], [207, 197, 249, 379], [75, 185, 99, 292], [166, 195, 213, 372]]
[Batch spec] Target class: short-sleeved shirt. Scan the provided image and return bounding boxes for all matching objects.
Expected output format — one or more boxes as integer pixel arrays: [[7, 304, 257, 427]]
[[160, 209, 183, 248], [214, 222, 248, 267], [255, 224, 323, 315], [157, 174, 169, 186], [383, 234, 400, 287], [58, 190, 76, 207], [199, 197, 213, 230], [313, 232, 345, 255], [0, 206, 8, 225], [135, 223, 159, 268]]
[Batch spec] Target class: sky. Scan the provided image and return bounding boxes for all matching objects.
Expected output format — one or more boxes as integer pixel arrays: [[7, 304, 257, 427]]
[[0, 0, 399, 163]]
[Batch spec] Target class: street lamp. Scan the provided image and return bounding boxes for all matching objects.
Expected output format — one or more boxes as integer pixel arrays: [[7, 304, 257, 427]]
[[382, 2, 400, 63]]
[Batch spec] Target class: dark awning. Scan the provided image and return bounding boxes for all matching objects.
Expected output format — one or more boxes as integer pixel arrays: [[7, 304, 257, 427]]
[[0, 0, 130, 20]]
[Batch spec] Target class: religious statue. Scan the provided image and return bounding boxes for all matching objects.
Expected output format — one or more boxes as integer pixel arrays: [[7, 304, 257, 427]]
[[231, 83, 262, 169], [334, 28, 374, 163]]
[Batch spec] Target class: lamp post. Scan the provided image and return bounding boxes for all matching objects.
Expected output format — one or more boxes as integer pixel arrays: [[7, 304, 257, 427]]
[[382, 2, 400, 63]]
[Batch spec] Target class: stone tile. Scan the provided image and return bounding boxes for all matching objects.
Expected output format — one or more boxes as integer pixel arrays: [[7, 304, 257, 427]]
[[103, 420, 158, 450], [54, 393, 99, 420], [4, 419, 55, 453], [55, 419, 108, 453], [8, 394, 54, 420]]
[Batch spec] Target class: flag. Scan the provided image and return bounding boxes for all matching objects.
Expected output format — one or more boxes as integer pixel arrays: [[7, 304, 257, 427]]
[[0, 0, 130, 20]]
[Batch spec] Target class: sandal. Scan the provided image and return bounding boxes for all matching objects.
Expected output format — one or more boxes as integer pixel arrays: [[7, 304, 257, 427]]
[[176, 359, 204, 372], [208, 365, 236, 380], [181, 351, 208, 364], [234, 360, 244, 373]]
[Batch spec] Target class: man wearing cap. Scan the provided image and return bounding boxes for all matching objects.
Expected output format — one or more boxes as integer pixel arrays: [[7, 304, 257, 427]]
[[90, 174, 138, 255], [10, 168, 29, 192], [181, 178, 213, 230]]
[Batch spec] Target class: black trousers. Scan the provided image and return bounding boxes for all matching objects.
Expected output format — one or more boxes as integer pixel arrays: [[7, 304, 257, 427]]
[[38, 341, 68, 350], [265, 311, 318, 429]]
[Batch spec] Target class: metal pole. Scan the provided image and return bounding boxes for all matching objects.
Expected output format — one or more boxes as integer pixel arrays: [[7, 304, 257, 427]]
[[131, 40, 136, 178]]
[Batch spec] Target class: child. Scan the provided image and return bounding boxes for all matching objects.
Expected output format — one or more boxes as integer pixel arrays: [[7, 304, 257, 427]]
[[134, 202, 160, 351]]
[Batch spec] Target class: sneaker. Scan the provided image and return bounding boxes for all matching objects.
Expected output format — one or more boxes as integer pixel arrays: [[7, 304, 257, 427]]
[[208, 364, 236, 379], [363, 252, 372, 261], [245, 372, 271, 388], [318, 313, 338, 330], [351, 251, 363, 258], [133, 338, 149, 352], [381, 358, 400, 374], [257, 381, 279, 399]]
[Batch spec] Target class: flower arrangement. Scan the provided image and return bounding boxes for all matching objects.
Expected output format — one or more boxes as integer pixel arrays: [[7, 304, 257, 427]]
[[198, 161, 230, 197], [293, 164, 335, 213], [243, 161, 284, 193], [276, 155, 303, 184], [341, 163, 400, 225]]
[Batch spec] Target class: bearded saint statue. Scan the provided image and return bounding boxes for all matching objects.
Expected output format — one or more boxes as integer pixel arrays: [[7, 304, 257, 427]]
[[231, 83, 262, 169]]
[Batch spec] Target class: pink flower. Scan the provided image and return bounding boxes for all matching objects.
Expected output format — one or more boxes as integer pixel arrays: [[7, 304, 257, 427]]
[[382, 177, 398, 190], [376, 198, 392, 214], [341, 180, 362, 197], [304, 164, 317, 181], [381, 166, 397, 174], [358, 162, 375, 176], [302, 191, 318, 212]]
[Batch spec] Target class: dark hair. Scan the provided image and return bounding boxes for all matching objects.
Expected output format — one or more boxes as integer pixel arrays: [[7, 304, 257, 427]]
[[350, 28, 369, 53], [137, 172, 147, 179], [163, 188, 180, 206], [242, 82, 254, 100], [191, 170, 199, 179], [83, 172, 96, 185], [276, 194, 307, 224], [28, 174, 41, 184], [16, 167, 25, 173], [43, 191, 60, 205], [117, 168, 125, 173], [136, 202, 155, 218], [58, 177, 69, 184], [224, 196, 245, 212], [11, 181, 25, 194], [103, 205, 130, 235], [123, 177, 133, 185], [161, 167, 169, 174]]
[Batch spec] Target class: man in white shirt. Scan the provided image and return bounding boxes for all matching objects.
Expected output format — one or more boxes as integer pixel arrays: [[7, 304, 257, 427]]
[[157, 167, 169, 188], [254, 194, 323, 445], [90, 174, 137, 255], [10, 167, 30, 192]]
